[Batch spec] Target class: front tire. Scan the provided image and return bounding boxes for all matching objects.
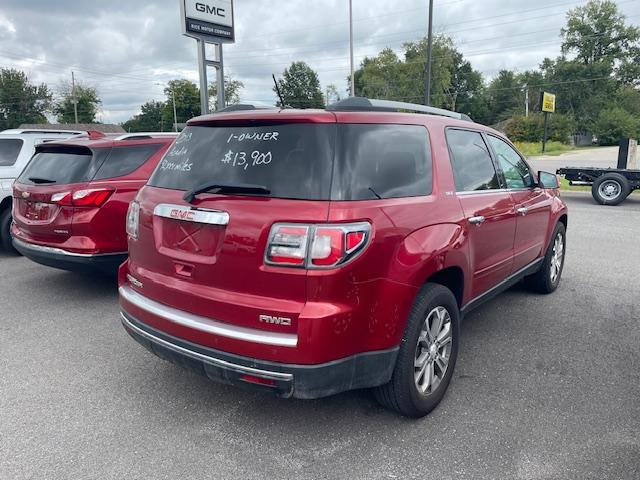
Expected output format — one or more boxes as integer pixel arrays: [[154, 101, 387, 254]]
[[525, 222, 566, 294], [374, 283, 460, 418], [0, 207, 17, 254]]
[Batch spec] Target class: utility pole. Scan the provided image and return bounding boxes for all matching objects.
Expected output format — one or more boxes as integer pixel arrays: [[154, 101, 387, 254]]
[[171, 87, 178, 133], [524, 85, 529, 117], [424, 0, 434, 106], [71, 71, 79, 124], [349, 0, 355, 97]]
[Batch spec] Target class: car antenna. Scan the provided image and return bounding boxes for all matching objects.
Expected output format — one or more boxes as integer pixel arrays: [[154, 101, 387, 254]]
[[273, 74, 286, 108]]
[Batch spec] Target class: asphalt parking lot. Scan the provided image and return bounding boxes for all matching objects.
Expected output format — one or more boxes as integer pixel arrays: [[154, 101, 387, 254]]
[[1, 192, 639, 480]]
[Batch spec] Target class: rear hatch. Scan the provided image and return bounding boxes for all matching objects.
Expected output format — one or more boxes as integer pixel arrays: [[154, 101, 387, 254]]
[[128, 118, 337, 336], [12, 145, 108, 244]]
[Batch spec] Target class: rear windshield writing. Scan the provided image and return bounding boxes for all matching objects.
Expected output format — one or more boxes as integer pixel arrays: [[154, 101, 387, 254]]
[[151, 125, 335, 200], [149, 123, 432, 201]]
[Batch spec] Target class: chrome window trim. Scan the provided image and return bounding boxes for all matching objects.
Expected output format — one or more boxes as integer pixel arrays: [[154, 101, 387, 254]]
[[121, 312, 293, 382], [12, 238, 126, 258], [455, 188, 508, 196], [119, 285, 298, 348], [154, 204, 229, 226]]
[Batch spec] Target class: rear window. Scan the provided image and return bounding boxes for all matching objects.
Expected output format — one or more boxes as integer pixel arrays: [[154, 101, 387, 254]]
[[148, 123, 431, 201], [0, 139, 23, 167], [94, 144, 164, 180], [17, 148, 108, 185]]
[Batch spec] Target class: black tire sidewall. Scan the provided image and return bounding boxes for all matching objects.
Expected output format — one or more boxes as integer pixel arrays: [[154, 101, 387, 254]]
[[399, 284, 460, 415], [592, 174, 630, 206], [0, 207, 14, 251]]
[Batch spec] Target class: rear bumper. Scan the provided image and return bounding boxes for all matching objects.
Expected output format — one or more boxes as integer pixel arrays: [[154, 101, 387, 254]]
[[13, 237, 127, 274], [121, 308, 399, 399]]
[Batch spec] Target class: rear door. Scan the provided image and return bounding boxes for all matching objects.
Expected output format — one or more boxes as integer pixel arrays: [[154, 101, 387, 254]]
[[486, 134, 551, 272], [12, 146, 107, 242], [446, 128, 516, 298], [129, 122, 336, 334]]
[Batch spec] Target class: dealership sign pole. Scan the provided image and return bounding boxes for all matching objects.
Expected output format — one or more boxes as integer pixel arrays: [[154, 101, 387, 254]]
[[180, 1, 235, 115], [540, 91, 556, 154]]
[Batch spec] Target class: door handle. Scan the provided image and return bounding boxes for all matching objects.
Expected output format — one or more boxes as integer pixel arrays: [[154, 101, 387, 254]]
[[516, 207, 528, 216], [468, 215, 486, 225]]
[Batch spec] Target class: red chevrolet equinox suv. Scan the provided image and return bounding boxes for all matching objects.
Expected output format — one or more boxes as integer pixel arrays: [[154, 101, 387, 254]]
[[12, 132, 176, 273], [119, 98, 567, 417]]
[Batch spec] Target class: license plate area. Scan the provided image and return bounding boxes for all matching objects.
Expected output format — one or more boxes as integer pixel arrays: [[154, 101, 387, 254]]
[[153, 204, 228, 262]]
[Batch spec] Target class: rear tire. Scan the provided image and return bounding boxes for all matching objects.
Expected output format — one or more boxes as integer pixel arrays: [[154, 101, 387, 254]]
[[525, 222, 566, 294], [0, 207, 17, 254], [374, 283, 460, 418], [592, 173, 630, 206]]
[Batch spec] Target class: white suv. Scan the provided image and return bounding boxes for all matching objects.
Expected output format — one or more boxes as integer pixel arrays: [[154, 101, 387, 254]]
[[0, 129, 87, 252]]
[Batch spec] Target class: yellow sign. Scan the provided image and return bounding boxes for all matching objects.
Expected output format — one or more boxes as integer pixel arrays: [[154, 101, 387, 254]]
[[542, 92, 556, 113]]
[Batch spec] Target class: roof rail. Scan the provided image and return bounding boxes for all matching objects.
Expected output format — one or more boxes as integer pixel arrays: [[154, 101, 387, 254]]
[[215, 103, 277, 113], [327, 97, 472, 122], [113, 132, 179, 141], [0, 128, 87, 135]]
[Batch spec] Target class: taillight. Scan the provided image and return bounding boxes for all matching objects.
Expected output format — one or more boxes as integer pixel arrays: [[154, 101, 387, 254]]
[[266, 222, 371, 269], [50, 188, 114, 207], [126, 201, 140, 239], [72, 188, 114, 207]]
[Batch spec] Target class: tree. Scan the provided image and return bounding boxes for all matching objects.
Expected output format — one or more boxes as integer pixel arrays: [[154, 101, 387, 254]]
[[274, 62, 324, 108], [352, 36, 488, 122], [162, 79, 201, 129], [561, 0, 639, 67], [325, 84, 341, 105], [54, 83, 101, 123], [486, 70, 524, 124], [0, 68, 52, 130], [208, 76, 245, 111], [593, 107, 640, 145], [122, 100, 165, 132]]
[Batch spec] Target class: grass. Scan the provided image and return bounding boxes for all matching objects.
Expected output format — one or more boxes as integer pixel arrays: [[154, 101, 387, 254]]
[[514, 141, 576, 157]]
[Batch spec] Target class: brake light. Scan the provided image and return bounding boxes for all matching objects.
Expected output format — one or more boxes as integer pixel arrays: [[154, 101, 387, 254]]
[[266, 222, 371, 268], [73, 188, 114, 207], [126, 201, 140, 239], [50, 188, 114, 207]]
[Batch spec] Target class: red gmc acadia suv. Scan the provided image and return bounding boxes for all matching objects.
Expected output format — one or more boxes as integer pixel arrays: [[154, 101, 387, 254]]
[[118, 98, 567, 417], [12, 132, 176, 273]]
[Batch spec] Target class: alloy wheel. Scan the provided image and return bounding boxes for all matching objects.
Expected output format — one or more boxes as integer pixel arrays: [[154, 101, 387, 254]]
[[414, 306, 452, 395]]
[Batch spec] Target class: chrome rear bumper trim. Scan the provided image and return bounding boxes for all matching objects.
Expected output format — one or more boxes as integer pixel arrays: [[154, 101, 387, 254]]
[[12, 237, 125, 258], [119, 285, 298, 348], [121, 312, 293, 382]]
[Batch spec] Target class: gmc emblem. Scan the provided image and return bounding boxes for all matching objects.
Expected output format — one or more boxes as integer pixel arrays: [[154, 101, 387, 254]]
[[259, 315, 292, 327], [195, 2, 226, 17], [170, 209, 196, 221]]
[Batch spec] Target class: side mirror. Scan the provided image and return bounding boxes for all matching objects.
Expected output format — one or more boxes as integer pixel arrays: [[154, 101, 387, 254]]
[[538, 171, 559, 189]]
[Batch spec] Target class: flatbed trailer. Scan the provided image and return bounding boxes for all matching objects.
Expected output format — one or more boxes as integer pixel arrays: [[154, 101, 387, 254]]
[[557, 167, 640, 206]]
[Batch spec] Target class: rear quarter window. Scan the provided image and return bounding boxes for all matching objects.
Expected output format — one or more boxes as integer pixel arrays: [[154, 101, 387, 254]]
[[332, 124, 432, 200], [93, 143, 164, 180], [0, 139, 24, 167]]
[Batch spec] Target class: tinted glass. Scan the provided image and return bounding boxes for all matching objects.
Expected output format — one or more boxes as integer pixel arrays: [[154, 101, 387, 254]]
[[487, 135, 533, 188], [332, 124, 431, 200], [94, 144, 163, 180], [446, 129, 500, 192], [0, 139, 23, 166], [17, 148, 106, 185], [148, 125, 335, 200]]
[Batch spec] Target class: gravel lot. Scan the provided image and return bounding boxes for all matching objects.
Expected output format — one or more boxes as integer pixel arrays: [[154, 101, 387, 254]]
[[1, 192, 639, 480]]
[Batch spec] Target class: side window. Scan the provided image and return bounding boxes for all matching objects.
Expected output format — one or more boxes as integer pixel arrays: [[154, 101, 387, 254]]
[[487, 136, 534, 189], [332, 124, 432, 200], [446, 129, 500, 192], [0, 139, 24, 167], [94, 144, 163, 180]]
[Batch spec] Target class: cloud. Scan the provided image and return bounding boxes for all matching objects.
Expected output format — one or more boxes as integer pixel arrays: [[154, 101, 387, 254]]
[[1, 0, 638, 123]]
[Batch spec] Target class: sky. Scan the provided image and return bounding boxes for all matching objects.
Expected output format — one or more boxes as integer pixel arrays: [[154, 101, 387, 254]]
[[1, 0, 639, 124]]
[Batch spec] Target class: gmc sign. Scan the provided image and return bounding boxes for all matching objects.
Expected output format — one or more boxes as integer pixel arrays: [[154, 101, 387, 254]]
[[181, 0, 235, 43]]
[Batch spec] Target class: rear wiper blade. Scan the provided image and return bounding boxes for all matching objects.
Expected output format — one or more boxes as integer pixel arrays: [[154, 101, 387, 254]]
[[183, 182, 271, 203], [28, 177, 56, 184]]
